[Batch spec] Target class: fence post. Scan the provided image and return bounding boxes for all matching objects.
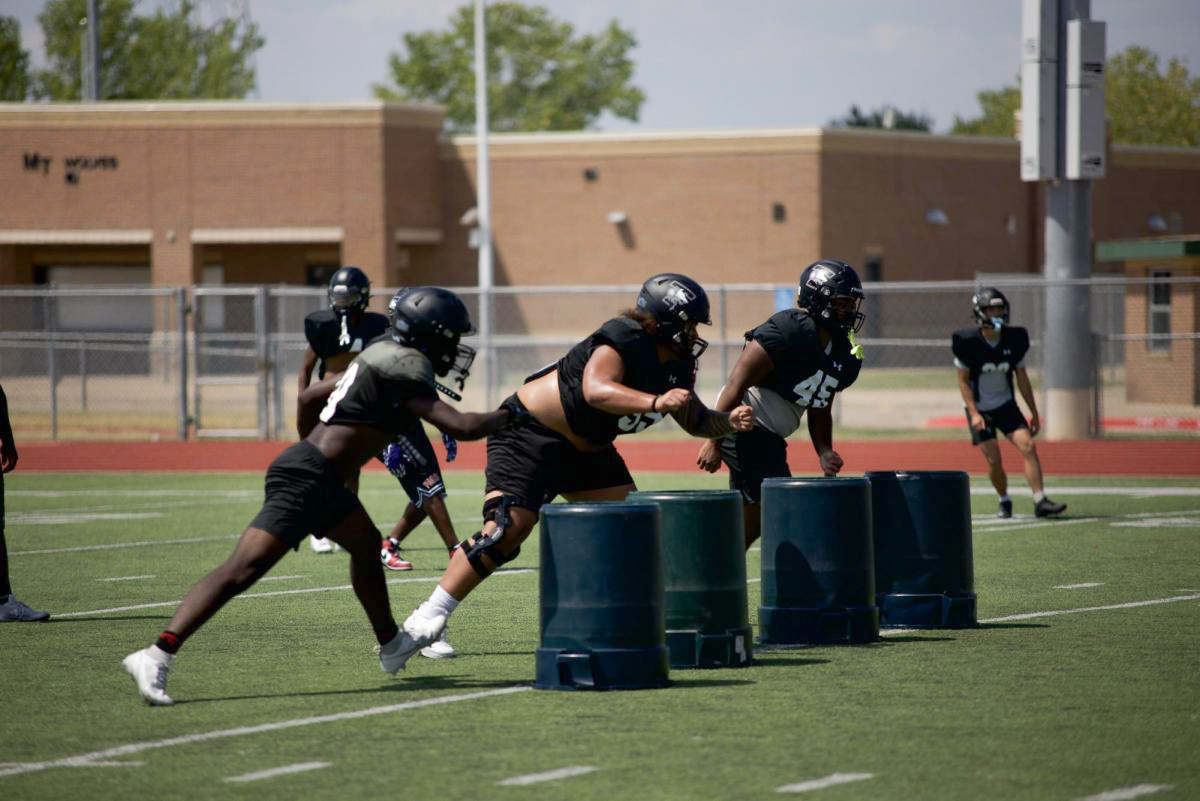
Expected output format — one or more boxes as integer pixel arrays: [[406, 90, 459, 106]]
[[718, 284, 728, 387], [1092, 331, 1102, 439], [255, 286, 269, 439], [79, 337, 87, 411], [177, 287, 189, 442], [46, 293, 58, 440]]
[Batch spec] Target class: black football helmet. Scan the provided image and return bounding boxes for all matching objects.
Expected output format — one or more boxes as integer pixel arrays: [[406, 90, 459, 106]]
[[797, 259, 866, 334], [636, 273, 711, 359], [388, 286, 476, 388], [328, 267, 371, 315], [972, 287, 1010, 330]]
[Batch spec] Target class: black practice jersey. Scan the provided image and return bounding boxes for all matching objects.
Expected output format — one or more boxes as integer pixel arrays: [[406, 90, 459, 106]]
[[548, 316, 696, 446], [317, 339, 436, 438], [304, 310, 389, 377], [951, 326, 1029, 411], [743, 310, 862, 437]]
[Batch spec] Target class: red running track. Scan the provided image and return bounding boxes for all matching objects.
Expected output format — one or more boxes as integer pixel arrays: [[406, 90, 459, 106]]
[[14, 438, 1200, 476]]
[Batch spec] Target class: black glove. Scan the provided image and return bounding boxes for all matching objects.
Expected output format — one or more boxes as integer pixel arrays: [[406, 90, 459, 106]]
[[500, 395, 534, 429]]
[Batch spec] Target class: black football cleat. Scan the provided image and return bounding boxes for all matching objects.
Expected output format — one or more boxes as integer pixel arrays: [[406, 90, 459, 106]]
[[997, 499, 1013, 519], [1034, 498, 1067, 518]]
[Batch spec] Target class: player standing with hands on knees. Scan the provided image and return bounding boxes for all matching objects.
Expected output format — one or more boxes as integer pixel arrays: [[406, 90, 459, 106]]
[[953, 287, 1066, 519], [698, 260, 866, 549], [386, 274, 756, 669]]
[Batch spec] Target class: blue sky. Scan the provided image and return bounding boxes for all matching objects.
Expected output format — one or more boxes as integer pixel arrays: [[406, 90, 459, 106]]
[[6, 0, 1199, 133]]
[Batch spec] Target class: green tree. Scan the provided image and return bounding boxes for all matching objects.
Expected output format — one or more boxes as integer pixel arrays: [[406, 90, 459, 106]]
[[0, 16, 31, 100], [951, 85, 1019, 137], [831, 104, 933, 132], [954, 46, 1200, 145], [32, 0, 263, 100], [1107, 46, 1200, 147], [374, 2, 644, 132]]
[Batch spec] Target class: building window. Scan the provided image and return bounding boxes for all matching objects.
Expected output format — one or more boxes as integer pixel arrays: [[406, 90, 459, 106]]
[[1148, 269, 1171, 353]]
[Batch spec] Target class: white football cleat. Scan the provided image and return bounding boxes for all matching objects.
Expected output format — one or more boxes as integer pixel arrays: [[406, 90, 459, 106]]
[[122, 647, 174, 706], [310, 535, 336, 553], [421, 625, 457, 659], [378, 610, 446, 674]]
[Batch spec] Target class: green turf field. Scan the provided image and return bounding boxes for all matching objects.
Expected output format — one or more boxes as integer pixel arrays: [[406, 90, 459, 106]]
[[2, 471, 1198, 800]]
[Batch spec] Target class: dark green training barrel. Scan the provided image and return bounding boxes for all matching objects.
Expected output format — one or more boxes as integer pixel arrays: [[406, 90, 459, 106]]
[[535, 502, 670, 691], [759, 477, 879, 645], [866, 471, 977, 628], [628, 490, 752, 668]]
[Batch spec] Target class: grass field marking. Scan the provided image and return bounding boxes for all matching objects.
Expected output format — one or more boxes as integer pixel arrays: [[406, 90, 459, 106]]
[[1076, 784, 1174, 801], [775, 772, 874, 793], [53, 568, 536, 619], [969, 487, 1200, 498], [11, 535, 237, 557], [223, 762, 331, 783], [981, 517, 1103, 534], [981, 593, 1200, 624], [497, 765, 598, 786], [0, 686, 532, 780], [8, 512, 164, 526], [1053, 582, 1104, 589], [259, 575, 307, 582], [98, 575, 156, 583]]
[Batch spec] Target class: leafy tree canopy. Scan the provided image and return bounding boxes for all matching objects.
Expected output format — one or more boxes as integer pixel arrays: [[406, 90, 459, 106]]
[[830, 104, 933, 132], [32, 0, 263, 101], [374, 2, 644, 132], [0, 16, 31, 101]]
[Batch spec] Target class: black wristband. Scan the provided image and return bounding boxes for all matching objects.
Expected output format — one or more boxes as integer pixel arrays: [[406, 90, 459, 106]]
[[651, 395, 658, 412]]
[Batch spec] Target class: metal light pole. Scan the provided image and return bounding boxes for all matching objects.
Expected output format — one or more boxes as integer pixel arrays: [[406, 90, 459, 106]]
[[82, 0, 100, 101], [474, 0, 495, 409]]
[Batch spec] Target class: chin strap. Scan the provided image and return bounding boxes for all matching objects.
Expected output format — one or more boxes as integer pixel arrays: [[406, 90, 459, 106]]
[[847, 329, 864, 360], [338, 314, 351, 346]]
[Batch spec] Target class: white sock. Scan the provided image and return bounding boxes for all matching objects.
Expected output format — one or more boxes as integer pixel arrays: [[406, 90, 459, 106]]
[[1034, 491, 1047, 503], [419, 585, 459, 620], [998, 494, 1011, 504]]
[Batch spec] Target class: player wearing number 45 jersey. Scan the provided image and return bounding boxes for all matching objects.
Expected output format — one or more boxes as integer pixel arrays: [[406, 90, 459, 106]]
[[699, 259, 865, 549], [388, 274, 756, 671], [953, 287, 1065, 520], [122, 287, 525, 705]]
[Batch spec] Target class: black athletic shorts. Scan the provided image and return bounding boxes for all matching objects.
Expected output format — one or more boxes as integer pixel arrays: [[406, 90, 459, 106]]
[[383, 426, 446, 508], [1, 470, 5, 530], [967, 400, 1029, 445], [719, 425, 790, 505], [249, 440, 361, 548], [485, 399, 634, 512]]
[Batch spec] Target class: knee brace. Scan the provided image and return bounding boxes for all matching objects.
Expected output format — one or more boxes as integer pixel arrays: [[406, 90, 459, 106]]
[[457, 495, 524, 578]]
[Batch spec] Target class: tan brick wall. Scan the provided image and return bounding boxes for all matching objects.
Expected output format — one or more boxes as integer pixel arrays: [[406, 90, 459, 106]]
[[1124, 260, 1200, 405]]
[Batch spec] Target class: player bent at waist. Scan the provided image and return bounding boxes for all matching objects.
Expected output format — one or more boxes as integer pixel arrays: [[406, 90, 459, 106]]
[[121, 286, 524, 705], [387, 273, 756, 671]]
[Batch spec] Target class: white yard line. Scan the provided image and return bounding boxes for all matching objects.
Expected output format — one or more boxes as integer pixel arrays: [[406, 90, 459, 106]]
[[53, 568, 535, 619], [98, 575, 156, 583], [497, 766, 598, 786], [776, 773, 874, 793], [1053, 582, 1104, 589], [980, 517, 1103, 534], [224, 762, 330, 783], [981, 594, 1200, 624], [0, 686, 531, 779], [259, 575, 307, 582], [11, 535, 237, 556], [970, 486, 1200, 498], [1077, 784, 1173, 801]]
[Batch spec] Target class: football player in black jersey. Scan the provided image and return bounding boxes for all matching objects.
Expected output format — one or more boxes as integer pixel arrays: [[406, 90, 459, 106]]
[[0, 383, 49, 622], [953, 288, 1066, 519], [299, 267, 389, 553], [392, 273, 755, 661], [122, 287, 524, 705], [698, 259, 865, 549]]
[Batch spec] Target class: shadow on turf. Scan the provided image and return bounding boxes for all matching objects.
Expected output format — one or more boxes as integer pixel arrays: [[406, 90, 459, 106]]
[[172, 676, 517, 705]]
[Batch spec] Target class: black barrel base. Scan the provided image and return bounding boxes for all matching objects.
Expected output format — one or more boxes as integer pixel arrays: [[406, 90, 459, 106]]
[[534, 646, 671, 691], [666, 626, 754, 669], [758, 604, 880, 645], [879, 592, 977, 628]]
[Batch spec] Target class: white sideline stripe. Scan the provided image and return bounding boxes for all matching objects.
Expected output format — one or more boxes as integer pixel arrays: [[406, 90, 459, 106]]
[[98, 575, 156, 583], [9, 489, 258, 498], [224, 762, 330, 783], [259, 575, 306, 582], [8, 512, 164, 525], [1077, 784, 1173, 801], [982, 517, 1102, 534], [1054, 582, 1104, 589], [981, 594, 1200, 623], [0, 686, 531, 779], [776, 772, 874, 793], [12, 535, 236, 556], [497, 766, 597, 786], [53, 568, 535, 618], [970, 486, 1200, 497]]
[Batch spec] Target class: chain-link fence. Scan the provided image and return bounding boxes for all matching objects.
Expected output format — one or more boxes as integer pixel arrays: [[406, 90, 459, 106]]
[[2, 276, 1196, 441]]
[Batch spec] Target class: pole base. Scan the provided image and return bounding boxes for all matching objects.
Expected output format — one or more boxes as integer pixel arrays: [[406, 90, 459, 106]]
[[534, 646, 671, 691], [758, 605, 880, 645], [878, 593, 977, 628], [666, 626, 754, 668]]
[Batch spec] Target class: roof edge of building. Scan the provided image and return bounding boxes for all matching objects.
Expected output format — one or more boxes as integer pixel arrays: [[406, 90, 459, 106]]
[[0, 100, 446, 129]]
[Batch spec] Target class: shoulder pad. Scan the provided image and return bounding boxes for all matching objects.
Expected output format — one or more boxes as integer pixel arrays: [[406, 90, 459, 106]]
[[595, 317, 648, 350], [304, 309, 337, 345], [356, 340, 434, 386]]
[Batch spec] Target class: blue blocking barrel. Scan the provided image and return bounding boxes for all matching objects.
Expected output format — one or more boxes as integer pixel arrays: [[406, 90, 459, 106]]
[[759, 477, 879, 645], [628, 490, 752, 668], [535, 502, 670, 690], [866, 471, 977, 628]]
